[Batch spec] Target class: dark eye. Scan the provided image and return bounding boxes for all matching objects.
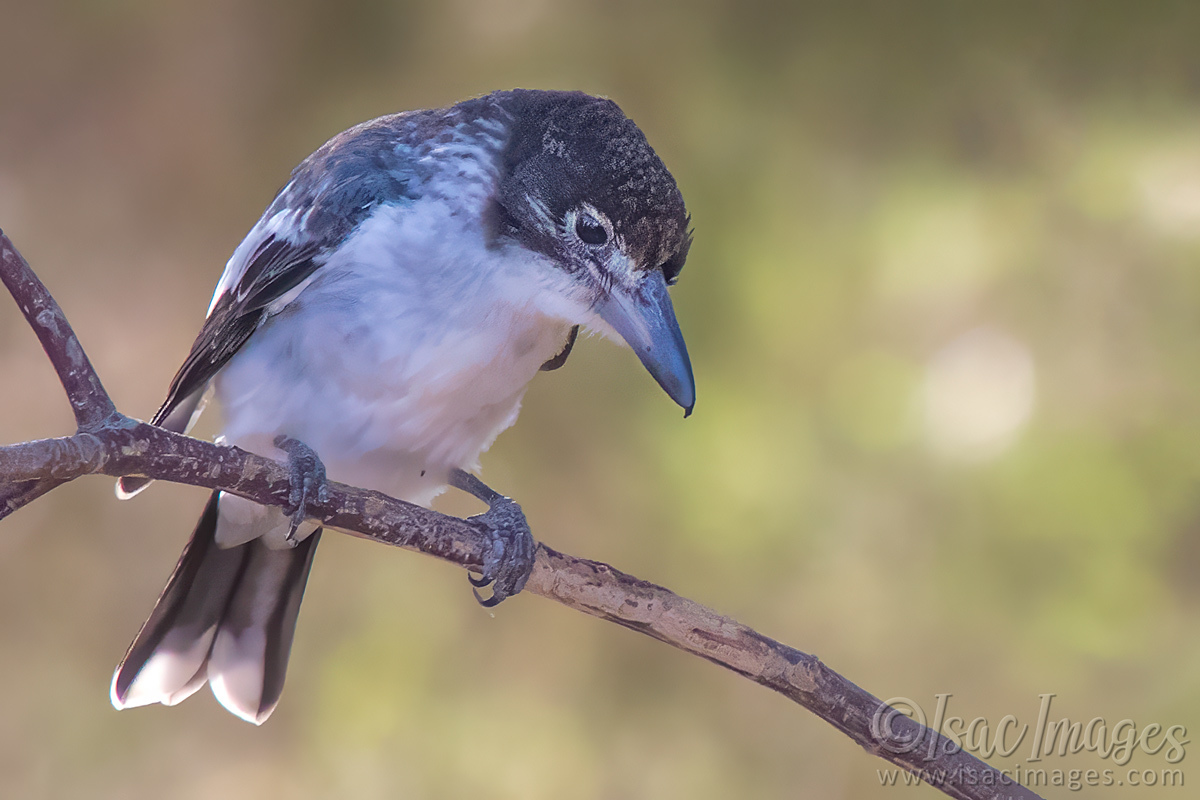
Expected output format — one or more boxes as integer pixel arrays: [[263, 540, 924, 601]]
[[574, 214, 608, 246]]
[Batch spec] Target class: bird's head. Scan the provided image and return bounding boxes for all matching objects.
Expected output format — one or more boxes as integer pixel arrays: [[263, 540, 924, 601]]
[[489, 90, 695, 415]]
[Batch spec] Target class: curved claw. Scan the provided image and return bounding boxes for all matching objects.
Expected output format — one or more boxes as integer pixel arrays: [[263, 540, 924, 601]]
[[468, 572, 493, 588], [473, 588, 505, 608]]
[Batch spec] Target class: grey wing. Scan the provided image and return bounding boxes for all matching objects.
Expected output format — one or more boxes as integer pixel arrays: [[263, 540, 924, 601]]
[[150, 233, 325, 428], [115, 229, 327, 498], [117, 117, 419, 499]]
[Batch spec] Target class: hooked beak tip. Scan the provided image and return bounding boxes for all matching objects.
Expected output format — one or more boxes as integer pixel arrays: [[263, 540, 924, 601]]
[[596, 269, 696, 415], [654, 351, 695, 414]]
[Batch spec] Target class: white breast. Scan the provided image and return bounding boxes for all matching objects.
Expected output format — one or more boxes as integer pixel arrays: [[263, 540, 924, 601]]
[[214, 199, 584, 509]]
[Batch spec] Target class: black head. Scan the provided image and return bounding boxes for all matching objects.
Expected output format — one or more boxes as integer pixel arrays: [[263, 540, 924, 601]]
[[490, 90, 691, 284], [486, 89, 696, 413]]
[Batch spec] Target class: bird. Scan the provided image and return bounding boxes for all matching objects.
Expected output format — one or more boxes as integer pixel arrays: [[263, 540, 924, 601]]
[[109, 89, 696, 725]]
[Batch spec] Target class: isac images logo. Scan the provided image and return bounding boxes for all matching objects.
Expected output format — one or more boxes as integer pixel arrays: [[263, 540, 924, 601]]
[[871, 693, 1188, 792]]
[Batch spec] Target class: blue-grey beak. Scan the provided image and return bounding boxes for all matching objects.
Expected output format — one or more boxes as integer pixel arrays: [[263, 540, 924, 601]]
[[597, 269, 696, 415]]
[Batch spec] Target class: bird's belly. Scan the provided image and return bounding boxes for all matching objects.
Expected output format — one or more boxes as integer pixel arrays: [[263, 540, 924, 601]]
[[214, 293, 567, 508]]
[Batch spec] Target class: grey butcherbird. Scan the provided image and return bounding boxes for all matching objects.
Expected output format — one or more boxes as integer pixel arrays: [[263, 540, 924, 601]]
[[110, 89, 695, 724]]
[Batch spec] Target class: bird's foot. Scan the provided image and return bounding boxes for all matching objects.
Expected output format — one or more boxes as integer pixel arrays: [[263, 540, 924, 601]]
[[450, 468, 536, 607], [273, 435, 329, 545], [467, 496, 536, 607]]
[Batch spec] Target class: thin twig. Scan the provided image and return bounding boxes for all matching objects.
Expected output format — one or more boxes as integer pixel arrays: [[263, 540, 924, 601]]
[[0, 231, 1043, 800]]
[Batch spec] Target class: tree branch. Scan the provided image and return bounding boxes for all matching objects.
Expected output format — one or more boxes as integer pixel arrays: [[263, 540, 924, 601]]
[[0, 230, 1043, 800], [0, 232, 116, 431]]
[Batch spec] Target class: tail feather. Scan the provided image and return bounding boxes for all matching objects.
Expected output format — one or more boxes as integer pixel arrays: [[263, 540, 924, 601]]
[[112, 491, 321, 724], [111, 493, 237, 707], [115, 475, 154, 500], [116, 388, 209, 499], [210, 528, 321, 724]]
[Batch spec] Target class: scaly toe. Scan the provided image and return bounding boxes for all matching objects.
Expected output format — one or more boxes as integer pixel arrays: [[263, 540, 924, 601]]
[[469, 496, 535, 606], [273, 435, 329, 543]]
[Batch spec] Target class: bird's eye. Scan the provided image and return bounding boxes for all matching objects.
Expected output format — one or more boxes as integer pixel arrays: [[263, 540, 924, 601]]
[[574, 214, 608, 246]]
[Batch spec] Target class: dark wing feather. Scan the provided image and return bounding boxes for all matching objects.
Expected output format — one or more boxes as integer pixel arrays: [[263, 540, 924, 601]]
[[236, 237, 324, 312], [148, 237, 322, 427], [118, 236, 313, 498], [119, 236, 324, 497], [147, 117, 421, 428], [118, 114, 419, 499]]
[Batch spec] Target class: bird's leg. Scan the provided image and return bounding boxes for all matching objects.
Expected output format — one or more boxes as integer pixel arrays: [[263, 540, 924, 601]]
[[449, 467, 536, 607], [273, 435, 330, 545]]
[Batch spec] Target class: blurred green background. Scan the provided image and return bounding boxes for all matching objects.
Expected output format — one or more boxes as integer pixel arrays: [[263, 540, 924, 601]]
[[3, 1, 1200, 797]]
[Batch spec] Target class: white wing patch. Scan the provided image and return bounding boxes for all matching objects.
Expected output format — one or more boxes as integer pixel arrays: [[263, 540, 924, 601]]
[[207, 206, 308, 317]]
